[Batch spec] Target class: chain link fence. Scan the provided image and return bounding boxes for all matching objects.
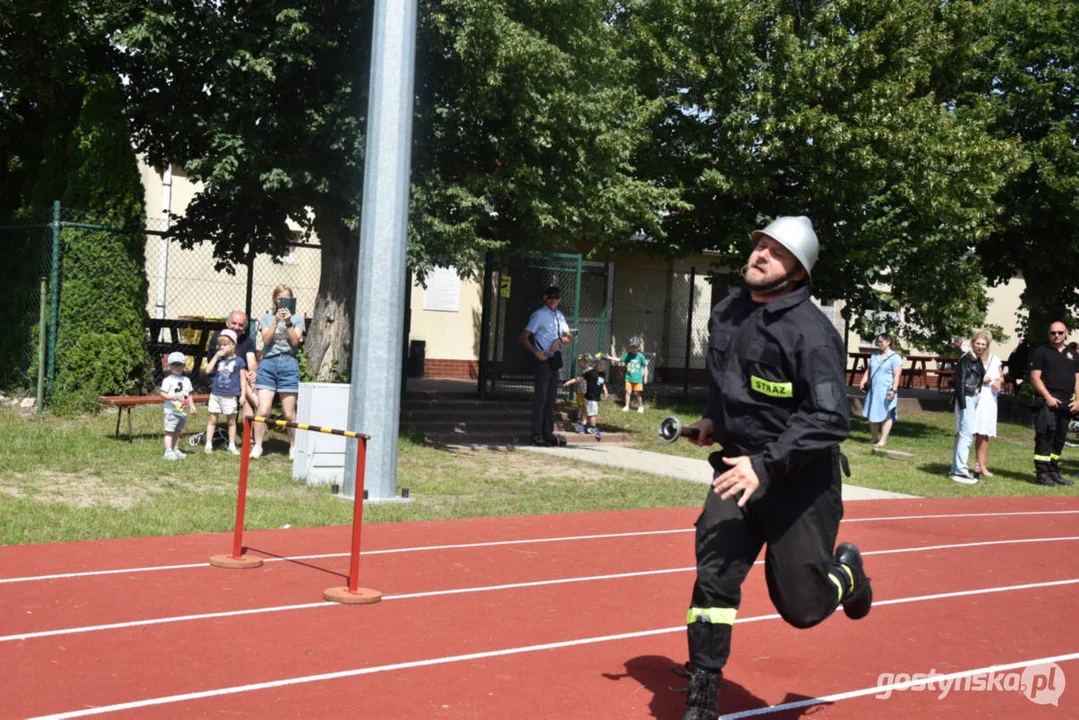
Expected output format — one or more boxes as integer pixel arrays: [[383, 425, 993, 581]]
[[0, 201, 322, 405], [0, 210, 53, 399], [146, 232, 322, 326], [482, 254, 611, 397], [481, 253, 847, 403]]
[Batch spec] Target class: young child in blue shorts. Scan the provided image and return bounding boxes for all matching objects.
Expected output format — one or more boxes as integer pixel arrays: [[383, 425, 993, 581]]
[[159, 352, 197, 461]]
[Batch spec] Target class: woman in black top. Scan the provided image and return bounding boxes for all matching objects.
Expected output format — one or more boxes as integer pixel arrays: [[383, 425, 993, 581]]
[[949, 333, 987, 484]]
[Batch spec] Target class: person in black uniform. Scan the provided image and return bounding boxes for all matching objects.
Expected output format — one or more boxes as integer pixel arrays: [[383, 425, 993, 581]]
[[1028, 322, 1079, 487], [677, 216, 872, 720]]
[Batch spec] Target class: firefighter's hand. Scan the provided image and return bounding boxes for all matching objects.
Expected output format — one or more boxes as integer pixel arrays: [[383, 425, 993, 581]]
[[713, 456, 760, 507], [1070, 399, 1079, 414], [687, 418, 714, 446]]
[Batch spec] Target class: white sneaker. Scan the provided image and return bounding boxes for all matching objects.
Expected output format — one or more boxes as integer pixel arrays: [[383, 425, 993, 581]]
[[204, 444, 213, 454], [164, 450, 179, 461], [227, 445, 241, 456], [622, 406, 629, 412], [249, 445, 263, 459], [637, 405, 645, 414], [950, 473, 978, 485], [173, 448, 188, 459], [288, 447, 295, 461]]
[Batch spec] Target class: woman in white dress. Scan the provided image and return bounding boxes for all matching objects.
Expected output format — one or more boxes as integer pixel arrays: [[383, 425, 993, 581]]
[[971, 330, 1002, 478]]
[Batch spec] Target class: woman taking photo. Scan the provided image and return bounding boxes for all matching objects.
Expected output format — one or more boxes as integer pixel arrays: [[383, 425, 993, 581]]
[[971, 330, 1002, 478], [251, 285, 305, 459], [949, 331, 987, 484], [858, 332, 903, 448]]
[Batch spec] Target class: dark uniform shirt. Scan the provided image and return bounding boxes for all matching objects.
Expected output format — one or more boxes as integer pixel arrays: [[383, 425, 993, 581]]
[[1029, 345, 1079, 397], [704, 285, 850, 486]]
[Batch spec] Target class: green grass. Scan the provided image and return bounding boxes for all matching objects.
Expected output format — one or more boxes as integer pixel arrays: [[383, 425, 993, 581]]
[[0, 405, 704, 546], [2, 395, 1075, 546], [611, 395, 1079, 499]]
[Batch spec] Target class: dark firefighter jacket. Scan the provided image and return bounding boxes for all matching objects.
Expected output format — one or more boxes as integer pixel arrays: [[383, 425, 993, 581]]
[[704, 284, 851, 489]]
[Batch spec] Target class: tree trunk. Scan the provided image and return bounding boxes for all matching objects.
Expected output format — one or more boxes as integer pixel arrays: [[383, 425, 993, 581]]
[[304, 218, 359, 381]]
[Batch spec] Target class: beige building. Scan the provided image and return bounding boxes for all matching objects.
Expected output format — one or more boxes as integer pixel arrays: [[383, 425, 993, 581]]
[[138, 160, 1024, 382]]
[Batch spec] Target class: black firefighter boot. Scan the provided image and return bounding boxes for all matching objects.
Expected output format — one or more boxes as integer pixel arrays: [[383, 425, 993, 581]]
[[680, 666, 721, 720], [835, 542, 873, 620], [1048, 469, 1075, 486]]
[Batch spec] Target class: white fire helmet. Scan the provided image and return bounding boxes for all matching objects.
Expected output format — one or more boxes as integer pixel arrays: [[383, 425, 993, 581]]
[[750, 216, 819, 277]]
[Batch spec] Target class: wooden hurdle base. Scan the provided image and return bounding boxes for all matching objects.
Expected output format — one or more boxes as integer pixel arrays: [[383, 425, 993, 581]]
[[209, 554, 264, 569], [324, 586, 383, 605]]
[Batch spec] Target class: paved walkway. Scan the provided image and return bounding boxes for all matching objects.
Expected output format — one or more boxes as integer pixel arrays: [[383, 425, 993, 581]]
[[519, 444, 919, 500]]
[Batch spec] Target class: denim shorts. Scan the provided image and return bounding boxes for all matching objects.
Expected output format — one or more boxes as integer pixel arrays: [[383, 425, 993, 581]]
[[255, 354, 300, 393]]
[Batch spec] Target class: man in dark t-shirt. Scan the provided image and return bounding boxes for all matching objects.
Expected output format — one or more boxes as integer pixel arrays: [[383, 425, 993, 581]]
[[1028, 321, 1079, 486], [209, 311, 259, 417]]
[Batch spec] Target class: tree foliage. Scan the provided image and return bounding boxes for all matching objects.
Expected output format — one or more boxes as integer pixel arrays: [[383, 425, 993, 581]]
[[0, 0, 119, 392], [119, 0, 676, 378], [973, 0, 1079, 339], [53, 75, 151, 409], [619, 0, 1026, 349]]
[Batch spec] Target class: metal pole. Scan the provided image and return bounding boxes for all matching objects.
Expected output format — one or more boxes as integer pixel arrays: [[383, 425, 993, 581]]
[[153, 166, 173, 319], [36, 278, 47, 412], [477, 252, 493, 398], [572, 254, 582, 364], [46, 201, 60, 397], [683, 266, 695, 402], [344, 0, 419, 500], [401, 267, 412, 398], [244, 251, 255, 326], [492, 268, 504, 395]]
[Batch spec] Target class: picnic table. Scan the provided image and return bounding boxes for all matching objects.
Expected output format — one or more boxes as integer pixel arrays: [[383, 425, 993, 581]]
[[846, 352, 872, 386], [848, 352, 957, 390], [146, 317, 228, 381]]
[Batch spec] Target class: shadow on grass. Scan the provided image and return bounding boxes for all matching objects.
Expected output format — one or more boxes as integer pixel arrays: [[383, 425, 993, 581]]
[[399, 426, 472, 453], [919, 462, 952, 477], [852, 417, 944, 441], [603, 654, 822, 719], [105, 432, 163, 443]]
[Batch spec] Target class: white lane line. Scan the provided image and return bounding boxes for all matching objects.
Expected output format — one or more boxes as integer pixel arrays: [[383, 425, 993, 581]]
[[4, 509, 1079, 585], [720, 652, 1079, 718], [25, 577, 1079, 720], [4, 536, 1079, 643]]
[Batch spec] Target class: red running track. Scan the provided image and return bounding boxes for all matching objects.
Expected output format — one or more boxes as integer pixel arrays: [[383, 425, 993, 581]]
[[2, 496, 1078, 719]]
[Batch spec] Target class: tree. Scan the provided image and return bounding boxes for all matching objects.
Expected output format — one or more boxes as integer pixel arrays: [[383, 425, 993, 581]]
[[973, 0, 1079, 340], [119, 0, 677, 380], [619, 0, 1026, 349], [0, 0, 96, 389], [53, 74, 151, 408]]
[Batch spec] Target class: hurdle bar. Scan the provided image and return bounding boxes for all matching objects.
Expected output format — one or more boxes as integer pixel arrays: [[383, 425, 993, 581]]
[[209, 415, 382, 605]]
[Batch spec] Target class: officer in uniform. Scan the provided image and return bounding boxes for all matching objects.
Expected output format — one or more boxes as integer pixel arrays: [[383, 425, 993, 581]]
[[1028, 321, 1079, 486], [678, 216, 873, 720]]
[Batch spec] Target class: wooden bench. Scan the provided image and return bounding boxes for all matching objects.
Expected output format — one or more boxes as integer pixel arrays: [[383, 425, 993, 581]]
[[99, 394, 210, 441]]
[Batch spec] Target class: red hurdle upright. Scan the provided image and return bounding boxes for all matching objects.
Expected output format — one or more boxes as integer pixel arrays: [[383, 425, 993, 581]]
[[209, 417, 263, 569], [208, 414, 381, 605], [323, 435, 382, 605]]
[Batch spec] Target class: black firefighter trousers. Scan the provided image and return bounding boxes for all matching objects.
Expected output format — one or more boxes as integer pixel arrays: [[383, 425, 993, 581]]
[[688, 450, 847, 674], [1034, 395, 1072, 475]]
